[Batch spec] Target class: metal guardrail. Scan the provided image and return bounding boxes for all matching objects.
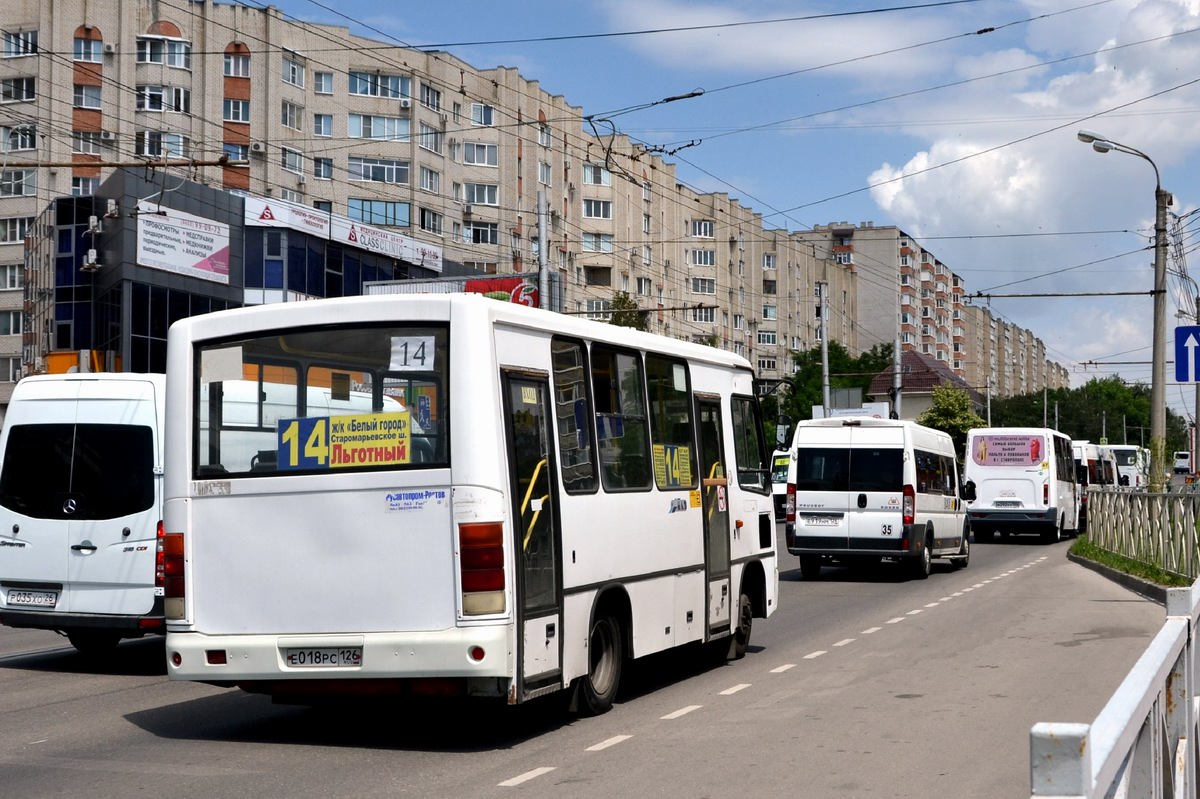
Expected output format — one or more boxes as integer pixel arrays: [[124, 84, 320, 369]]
[[1030, 579, 1200, 797], [1088, 489, 1200, 579]]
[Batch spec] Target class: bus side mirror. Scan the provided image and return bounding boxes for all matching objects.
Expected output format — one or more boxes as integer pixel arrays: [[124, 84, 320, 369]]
[[776, 415, 792, 448], [1120, 474, 1130, 487], [1076, 464, 1088, 483], [961, 480, 977, 502]]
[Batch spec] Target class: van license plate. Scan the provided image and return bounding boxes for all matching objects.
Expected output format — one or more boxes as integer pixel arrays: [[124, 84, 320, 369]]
[[993, 501, 1021, 508], [7, 590, 57, 608], [802, 515, 841, 527], [284, 647, 363, 668]]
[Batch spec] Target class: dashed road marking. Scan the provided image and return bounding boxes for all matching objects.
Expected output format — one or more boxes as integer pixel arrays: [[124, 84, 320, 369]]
[[587, 735, 632, 751], [925, 602, 941, 607], [886, 617, 906, 624], [720, 683, 751, 695], [833, 639, 855, 647], [861, 627, 882, 634], [907, 609, 923, 615], [662, 705, 703, 719], [499, 767, 555, 787], [770, 664, 796, 674], [803, 650, 827, 659]]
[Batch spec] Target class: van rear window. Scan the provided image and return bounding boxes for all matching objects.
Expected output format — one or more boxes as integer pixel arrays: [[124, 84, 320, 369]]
[[793, 447, 903, 492], [0, 424, 155, 520]]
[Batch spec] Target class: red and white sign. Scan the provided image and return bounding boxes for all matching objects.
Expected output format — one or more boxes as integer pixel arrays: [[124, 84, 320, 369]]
[[137, 202, 230, 284]]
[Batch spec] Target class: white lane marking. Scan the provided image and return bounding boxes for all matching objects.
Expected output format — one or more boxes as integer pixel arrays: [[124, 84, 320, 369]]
[[720, 683, 751, 695], [962, 587, 975, 592], [907, 609, 923, 615], [770, 664, 796, 674], [973, 583, 985, 588], [803, 650, 827, 659], [886, 617, 906, 624], [662, 705, 703, 719], [939, 597, 953, 602], [499, 767, 556, 787], [861, 627, 882, 634], [951, 592, 964, 597], [925, 602, 941, 607], [587, 735, 632, 751], [833, 639, 855, 647]]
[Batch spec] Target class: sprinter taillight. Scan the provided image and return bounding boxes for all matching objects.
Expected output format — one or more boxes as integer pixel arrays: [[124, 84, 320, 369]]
[[785, 484, 796, 524], [459, 522, 505, 615], [903, 485, 915, 525]]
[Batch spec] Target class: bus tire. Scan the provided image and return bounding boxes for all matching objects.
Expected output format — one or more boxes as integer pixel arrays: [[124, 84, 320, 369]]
[[730, 591, 753, 660], [1042, 518, 1063, 545], [67, 630, 121, 656], [955, 524, 970, 568], [910, 532, 932, 580], [578, 614, 623, 716], [799, 555, 821, 579]]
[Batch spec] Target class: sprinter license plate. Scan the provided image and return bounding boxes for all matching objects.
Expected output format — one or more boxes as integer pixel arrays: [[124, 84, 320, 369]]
[[284, 647, 362, 668], [7, 590, 57, 608], [802, 515, 841, 527]]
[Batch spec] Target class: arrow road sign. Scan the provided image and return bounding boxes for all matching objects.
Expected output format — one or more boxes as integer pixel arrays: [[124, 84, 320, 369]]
[[1176, 326, 1200, 383]]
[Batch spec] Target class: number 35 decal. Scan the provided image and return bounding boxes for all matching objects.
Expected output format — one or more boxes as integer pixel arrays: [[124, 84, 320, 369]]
[[881, 524, 894, 535]]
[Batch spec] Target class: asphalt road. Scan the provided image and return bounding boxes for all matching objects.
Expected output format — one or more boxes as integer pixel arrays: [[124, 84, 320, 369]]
[[0, 533, 1164, 798]]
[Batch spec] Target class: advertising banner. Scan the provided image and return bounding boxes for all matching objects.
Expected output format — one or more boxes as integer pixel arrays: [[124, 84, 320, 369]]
[[971, 434, 1046, 467], [136, 202, 230, 284]]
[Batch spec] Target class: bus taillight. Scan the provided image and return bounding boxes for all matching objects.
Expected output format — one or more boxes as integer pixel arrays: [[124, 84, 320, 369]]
[[1043, 483, 1050, 506], [903, 485, 915, 525], [459, 522, 506, 616], [156, 524, 186, 619]]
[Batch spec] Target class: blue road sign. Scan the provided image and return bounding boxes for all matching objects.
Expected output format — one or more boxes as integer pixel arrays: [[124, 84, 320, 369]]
[[1176, 326, 1200, 383]]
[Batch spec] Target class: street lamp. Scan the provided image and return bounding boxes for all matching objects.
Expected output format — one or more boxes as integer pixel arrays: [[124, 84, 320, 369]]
[[1077, 129, 1172, 490]]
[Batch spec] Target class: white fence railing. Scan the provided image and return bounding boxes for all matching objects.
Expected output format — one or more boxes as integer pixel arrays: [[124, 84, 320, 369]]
[[1030, 580, 1200, 797], [1088, 489, 1200, 579]]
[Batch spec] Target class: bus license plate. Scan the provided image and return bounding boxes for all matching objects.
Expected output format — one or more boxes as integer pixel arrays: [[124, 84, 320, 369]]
[[284, 647, 363, 668], [802, 515, 841, 527], [7, 590, 58, 608]]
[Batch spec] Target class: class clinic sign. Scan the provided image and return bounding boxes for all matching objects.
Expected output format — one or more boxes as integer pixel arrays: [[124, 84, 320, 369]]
[[970, 434, 1046, 467], [243, 196, 443, 273]]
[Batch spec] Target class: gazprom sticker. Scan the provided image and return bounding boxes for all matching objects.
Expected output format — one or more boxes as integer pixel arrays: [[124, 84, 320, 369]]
[[385, 489, 448, 512]]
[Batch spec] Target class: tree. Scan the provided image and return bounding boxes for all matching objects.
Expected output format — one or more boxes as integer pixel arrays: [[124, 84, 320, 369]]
[[779, 342, 894, 423], [917, 385, 985, 458], [608, 291, 648, 331]]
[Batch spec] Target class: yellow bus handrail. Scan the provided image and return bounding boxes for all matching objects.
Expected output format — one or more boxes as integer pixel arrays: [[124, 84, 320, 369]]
[[520, 458, 548, 551]]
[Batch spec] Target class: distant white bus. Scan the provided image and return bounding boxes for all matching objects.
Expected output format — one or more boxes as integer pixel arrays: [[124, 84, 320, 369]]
[[1101, 444, 1149, 489], [964, 427, 1079, 543], [162, 294, 778, 714]]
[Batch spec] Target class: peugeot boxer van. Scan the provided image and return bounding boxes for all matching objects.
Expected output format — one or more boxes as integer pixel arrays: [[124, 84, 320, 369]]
[[784, 417, 974, 580], [0, 373, 165, 653]]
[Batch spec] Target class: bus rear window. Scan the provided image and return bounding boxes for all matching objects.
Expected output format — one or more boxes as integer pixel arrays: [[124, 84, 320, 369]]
[[194, 324, 449, 477]]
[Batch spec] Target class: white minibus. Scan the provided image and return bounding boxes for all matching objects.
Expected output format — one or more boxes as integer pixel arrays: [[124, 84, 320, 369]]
[[1071, 440, 1117, 533], [0, 373, 166, 653], [162, 294, 777, 714], [964, 427, 1078, 543], [784, 417, 974, 580], [1102, 444, 1148, 489]]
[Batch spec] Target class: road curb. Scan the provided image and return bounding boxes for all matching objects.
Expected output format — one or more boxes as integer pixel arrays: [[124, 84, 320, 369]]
[[1067, 551, 1167, 605]]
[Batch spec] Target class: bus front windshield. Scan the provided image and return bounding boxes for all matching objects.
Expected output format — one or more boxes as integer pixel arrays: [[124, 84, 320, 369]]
[[193, 323, 449, 477]]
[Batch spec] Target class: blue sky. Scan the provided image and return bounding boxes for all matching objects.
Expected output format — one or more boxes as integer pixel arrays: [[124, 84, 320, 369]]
[[267, 0, 1200, 424]]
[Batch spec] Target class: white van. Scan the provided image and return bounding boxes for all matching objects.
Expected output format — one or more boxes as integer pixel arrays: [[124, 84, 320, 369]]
[[770, 449, 790, 521], [0, 373, 165, 653], [1103, 444, 1148, 489], [1174, 451, 1192, 475], [783, 417, 974, 580], [964, 427, 1078, 543], [1071, 440, 1118, 533]]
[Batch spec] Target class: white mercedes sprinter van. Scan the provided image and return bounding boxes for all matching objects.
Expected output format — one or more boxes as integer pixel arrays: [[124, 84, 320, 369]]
[[783, 417, 974, 580], [0, 373, 165, 653]]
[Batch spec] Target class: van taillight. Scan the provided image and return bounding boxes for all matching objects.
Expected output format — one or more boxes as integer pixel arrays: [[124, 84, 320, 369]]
[[459, 522, 505, 616], [785, 484, 796, 524], [1043, 483, 1050, 506], [903, 485, 915, 525]]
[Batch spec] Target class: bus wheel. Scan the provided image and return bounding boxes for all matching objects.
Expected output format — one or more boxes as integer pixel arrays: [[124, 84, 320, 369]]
[[909, 533, 932, 580], [1042, 518, 1063, 545], [955, 526, 970, 568], [579, 614, 623, 716], [730, 591, 753, 660], [799, 555, 821, 579], [67, 630, 121, 656]]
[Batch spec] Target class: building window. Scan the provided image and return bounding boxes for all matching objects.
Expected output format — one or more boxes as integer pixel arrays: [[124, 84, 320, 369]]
[[464, 142, 498, 166], [348, 156, 408, 184], [691, 277, 716, 295], [538, 161, 552, 186], [689, 249, 716, 267], [420, 208, 443, 234], [74, 38, 101, 63], [283, 56, 305, 87], [582, 163, 610, 186], [463, 183, 497, 205], [135, 131, 187, 158], [585, 300, 611, 321], [471, 103, 495, 126], [583, 199, 612, 219], [642, 245, 652, 265], [582, 233, 613, 252], [348, 114, 409, 141], [137, 85, 164, 111], [758, 330, 777, 346], [313, 157, 333, 180], [0, 264, 22, 289], [643, 181, 652, 202], [223, 143, 249, 162], [420, 167, 439, 194], [3, 126, 36, 151], [349, 71, 408, 98], [314, 71, 333, 94], [224, 53, 250, 77], [637, 277, 652, 296], [313, 200, 332, 213], [465, 222, 499, 245], [1, 77, 35, 103], [758, 358, 778, 372], [223, 99, 250, 122], [313, 114, 333, 137], [72, 177, 99, 196], [691, 219, 714, 238], [138, 38, 191, 68], [281, 147, 304, 175], [3, 30, 38, 58], [733, 314, 745, 330], [643, 213, 651, 234], [763, 253, 777, 270], [0, 311, 22, 335], [693, 307, 715, 323], [0, 169, 36, 197], [763, 305, 777, 320], [73, 84, 101, 109], [418, 122, 442, 153], [420, 83, 441, 110], [763, 279, 777, 295], [72, 132, 101, 154], [538, 124, 552, 147], [0, 217, 32, 243], [281, 100, 302, 130], [348, 199, 410, 227]]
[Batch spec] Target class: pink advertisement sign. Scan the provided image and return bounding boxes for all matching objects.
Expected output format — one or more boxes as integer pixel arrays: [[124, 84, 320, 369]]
[[971, 434, 1045, 466]]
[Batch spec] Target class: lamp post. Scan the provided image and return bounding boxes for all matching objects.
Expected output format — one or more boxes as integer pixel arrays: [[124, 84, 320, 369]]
[[1077, 129, 1172, 491]]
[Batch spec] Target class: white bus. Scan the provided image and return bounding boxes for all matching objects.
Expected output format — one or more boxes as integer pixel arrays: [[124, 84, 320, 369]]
[[162, 293, 778, 714], [964, 427, 1079, 543], [1102, 444, 1149, 489]]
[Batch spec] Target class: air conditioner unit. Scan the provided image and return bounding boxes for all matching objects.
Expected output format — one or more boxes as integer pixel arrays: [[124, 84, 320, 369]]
[[296, 174, 306, 184], [399, 98, 412, 110], [103, 43, 115, 54], [463, 204, 473, 216], [568, 182, 576, 193], [99, 130, 115, 141], [249, 141, 266, 154]]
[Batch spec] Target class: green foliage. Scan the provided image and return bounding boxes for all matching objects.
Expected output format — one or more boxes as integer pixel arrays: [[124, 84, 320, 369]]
[[1069, 535, 1191, 587], [779, 342, 893, 423], [916, 385, 985, 458], [608, 291, 648, 331]]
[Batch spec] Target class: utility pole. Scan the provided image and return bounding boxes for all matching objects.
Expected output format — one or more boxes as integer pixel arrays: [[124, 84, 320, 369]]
[[817, 281, 830, 415], [537, 190, 548, 311], [891, 337, 903, 419]]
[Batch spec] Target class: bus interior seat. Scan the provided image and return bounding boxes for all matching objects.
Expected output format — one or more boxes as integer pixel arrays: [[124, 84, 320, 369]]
[[250, 449, 278, 471]]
